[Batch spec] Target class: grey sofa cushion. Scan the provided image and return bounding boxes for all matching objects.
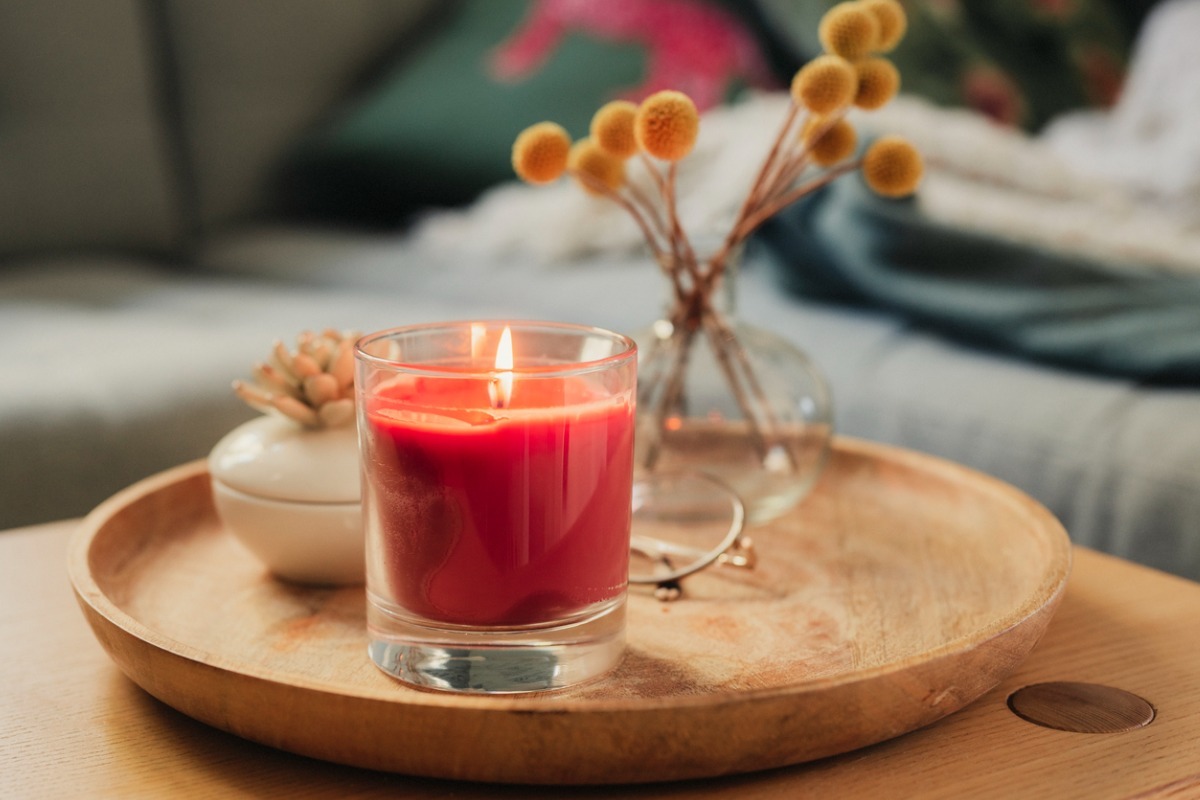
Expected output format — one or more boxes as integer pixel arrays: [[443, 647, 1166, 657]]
[[0, 0, 184, 258], [161, 0, 437, 232], [0, 254, 467, 528]]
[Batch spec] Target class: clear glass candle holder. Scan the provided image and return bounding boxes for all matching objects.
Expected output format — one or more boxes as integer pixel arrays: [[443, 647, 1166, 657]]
[[356, 321, 637, 693]]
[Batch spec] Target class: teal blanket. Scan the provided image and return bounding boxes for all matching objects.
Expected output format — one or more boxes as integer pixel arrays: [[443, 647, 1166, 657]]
[[758, 179, 1200, 384]]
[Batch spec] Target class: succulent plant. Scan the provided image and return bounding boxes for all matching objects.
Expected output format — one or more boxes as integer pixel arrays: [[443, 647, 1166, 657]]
[[233, 329, 358, 429]]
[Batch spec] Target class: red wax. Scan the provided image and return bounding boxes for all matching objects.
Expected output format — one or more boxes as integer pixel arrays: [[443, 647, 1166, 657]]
[[363, 375, 634, 627]]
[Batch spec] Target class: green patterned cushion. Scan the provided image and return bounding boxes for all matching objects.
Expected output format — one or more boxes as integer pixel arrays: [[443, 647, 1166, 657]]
[[280, 0, 774, 225]]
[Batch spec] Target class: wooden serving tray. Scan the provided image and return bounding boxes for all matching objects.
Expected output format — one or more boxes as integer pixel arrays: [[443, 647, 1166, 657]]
[[68, 438, 1071, 785]]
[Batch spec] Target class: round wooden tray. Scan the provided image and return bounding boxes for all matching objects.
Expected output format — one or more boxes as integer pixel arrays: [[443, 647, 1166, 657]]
[[68, 438, 1071, 785]]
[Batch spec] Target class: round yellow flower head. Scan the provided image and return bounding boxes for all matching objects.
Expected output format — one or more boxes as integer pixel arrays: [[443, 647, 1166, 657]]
[[791, 55, 858, 115], [861, 0, 907, 52], [512, 122, 571, 184], [568, 138, 626, 195], [819, 2, 881, 60], [635, 90, 700, 162], [590, 100, 639, 159], [803, 117, 858, 166], [854, 57, 900, 110], [863, 135, 923, 197]]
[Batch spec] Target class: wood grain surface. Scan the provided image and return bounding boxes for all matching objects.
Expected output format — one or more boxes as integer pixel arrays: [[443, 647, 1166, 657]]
[[64, 439, 1070, 784], [4, 497, 1200, 796]]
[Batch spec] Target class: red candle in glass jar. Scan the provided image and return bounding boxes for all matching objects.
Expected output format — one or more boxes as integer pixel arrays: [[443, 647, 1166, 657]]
[[361, 326, 635, 628]]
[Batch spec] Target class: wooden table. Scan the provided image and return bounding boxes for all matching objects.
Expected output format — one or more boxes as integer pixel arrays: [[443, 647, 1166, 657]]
[[3, 519, 1200, 799]]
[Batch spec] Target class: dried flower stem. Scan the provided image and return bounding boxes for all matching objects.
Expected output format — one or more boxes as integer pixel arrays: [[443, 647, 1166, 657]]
[[639, 152, 669, 195], [700, 314, 772, 458], [727, 101, 803, 249], [644, 138, 862, 470], [640, 321, 696, 470], [641, 269, 787, 469], [735, 160, 862, 241], [760, 110, 846, 205], [633, 99, 843, 470], [573, 169, 687, 306], [663, 162, 701, 289], [705, 311, 798, 469], [625, 180, 672, 246], [704, 103, 809, 292], [747, 105, 810, 212]]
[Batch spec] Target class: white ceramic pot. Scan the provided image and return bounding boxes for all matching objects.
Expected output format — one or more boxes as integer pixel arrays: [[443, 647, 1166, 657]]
[[208, 415, 363, 586]]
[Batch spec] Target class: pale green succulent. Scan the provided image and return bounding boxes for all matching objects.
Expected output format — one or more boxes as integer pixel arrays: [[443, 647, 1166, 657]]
[[233, 329, 359, 429]]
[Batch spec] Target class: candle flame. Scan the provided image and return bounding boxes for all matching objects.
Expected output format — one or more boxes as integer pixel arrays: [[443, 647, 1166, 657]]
[[489, 325, 514, 409]]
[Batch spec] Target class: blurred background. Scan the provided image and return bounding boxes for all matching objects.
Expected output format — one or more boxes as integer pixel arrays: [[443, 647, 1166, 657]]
[[4, 0, 1200, 584]]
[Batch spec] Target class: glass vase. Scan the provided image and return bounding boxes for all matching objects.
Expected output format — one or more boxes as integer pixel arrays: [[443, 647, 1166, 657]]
[[634, 253, 833, 525]]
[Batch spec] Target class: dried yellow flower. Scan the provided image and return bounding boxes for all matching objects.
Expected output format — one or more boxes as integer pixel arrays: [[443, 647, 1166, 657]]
[[803, 117, 858, 166], [791, 55, 858, 114], [819, 2, 881, 60], [861, 0, 907, 52], [512, 121, 571, 184], [568, 138, 626, 195], [591, 100, 639, 159], [635, 90, 700, 162], [854, 57, 900, 109], [862, 135, 923, 197]]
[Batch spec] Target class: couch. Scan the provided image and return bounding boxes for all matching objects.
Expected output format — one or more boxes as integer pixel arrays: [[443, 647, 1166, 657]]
[[4, 0, 1200, 583]]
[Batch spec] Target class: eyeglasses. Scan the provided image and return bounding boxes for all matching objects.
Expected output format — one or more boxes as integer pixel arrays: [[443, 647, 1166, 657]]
[[628, 471, 754, 600]]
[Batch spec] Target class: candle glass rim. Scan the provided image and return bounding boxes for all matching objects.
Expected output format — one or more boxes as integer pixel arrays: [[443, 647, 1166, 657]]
[[354, 320, 638, 379]]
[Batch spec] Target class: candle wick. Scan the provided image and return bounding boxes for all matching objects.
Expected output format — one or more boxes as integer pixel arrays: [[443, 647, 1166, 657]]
[[489, 377, 508, 410]]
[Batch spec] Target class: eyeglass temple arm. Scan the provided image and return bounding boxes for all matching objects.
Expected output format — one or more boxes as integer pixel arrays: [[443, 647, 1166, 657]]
[[630, 534, 756, 570]]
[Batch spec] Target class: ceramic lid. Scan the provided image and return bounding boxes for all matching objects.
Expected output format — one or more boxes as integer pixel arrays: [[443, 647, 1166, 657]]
[[208, 415, 361, 504]]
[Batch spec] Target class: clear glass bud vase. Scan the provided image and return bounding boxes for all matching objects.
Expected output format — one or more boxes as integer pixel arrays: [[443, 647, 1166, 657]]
[[634, 252, 833, 525]]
